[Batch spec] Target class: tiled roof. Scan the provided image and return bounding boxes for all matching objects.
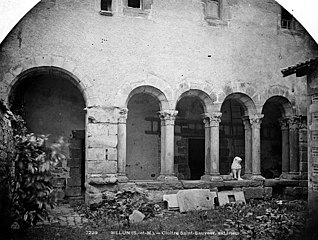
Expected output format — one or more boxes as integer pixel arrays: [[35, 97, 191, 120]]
[[281, 57, 318, 77]]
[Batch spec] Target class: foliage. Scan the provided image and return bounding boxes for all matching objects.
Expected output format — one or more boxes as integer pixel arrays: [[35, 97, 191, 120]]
[[78, 189, 162, 227], [0, 113, 67, 234], [219, 199, 307, 239]]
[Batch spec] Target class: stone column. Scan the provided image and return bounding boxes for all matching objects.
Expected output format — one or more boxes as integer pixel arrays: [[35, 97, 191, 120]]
[[157, 110, 178, 181], [288, 116, 300, 177], [117, 108, 128, 182], [250, 114, 265, 180], [201, 112, 223, 181], [299, 117, 308, 179], [279, 118, 290, 179], [242, 116, 252, 178]]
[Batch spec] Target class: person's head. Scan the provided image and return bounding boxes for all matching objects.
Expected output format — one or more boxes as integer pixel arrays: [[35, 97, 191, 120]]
[[234, 156, 242, 163]]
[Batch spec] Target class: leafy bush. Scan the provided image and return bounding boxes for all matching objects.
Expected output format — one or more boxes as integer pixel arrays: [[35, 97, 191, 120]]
[[219, 199, 306, 239], [0, 114, 67, 235]]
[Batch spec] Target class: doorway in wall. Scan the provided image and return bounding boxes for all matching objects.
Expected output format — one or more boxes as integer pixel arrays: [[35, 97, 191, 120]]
[[175, 96, 205, 180], [68, 130, 85, 198], [188, 138, 205, 180]]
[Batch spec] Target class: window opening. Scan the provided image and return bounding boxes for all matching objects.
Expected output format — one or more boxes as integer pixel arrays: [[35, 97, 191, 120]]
[[281, 7, 294, 29], [101, 0, 112, 12], [128, 0, 141, 8]]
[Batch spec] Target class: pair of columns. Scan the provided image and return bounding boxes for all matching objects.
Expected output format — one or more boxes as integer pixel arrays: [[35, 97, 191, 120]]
[[201, 113, 264, 180], [117, 108, 180, 182], [241, 114, 264, 180], [279, 116, 300, 178], [117, 108, 265, 182]]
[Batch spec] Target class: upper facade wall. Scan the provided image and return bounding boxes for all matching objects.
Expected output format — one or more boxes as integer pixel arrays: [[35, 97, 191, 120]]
[[0, 0, 317, 114]]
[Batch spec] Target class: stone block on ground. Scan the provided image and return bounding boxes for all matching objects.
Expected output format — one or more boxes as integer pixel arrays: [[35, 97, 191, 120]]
[[176, 189, 215, 213], [242, 187, 264, 200], [129, 210, 145, 223], [163, 194, 179, 210], [217, 190, 246, 206]]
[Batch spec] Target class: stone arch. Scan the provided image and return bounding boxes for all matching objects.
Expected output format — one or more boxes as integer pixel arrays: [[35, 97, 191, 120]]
[[2, 55, 93, 106], [217, 82, 260, 106], [8, 64, 87, 198], [260, 95, 294, 179], [175, 89, 214, 113], [220, 92, 257, 115], [175, 79, 217, 109], [114, 73, 173, 110], [261, 95, 294, 117], [116, 85, 170, 110], [261, 85, 295, 110], [8, 66, 88, 107]]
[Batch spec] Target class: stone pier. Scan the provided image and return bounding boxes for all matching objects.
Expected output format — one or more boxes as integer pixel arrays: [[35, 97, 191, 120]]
[[157, 110, 179, 181], [201, 112, 223, 181], [117, 108, 128, 182], [250, 114, 264, 180]]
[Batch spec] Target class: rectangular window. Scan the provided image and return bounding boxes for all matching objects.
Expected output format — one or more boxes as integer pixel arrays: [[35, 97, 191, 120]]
[[205, 0, 220, 20], [128, 0, 141, 9], [281, 7, 294, 30], [101, 0, 112, 11]]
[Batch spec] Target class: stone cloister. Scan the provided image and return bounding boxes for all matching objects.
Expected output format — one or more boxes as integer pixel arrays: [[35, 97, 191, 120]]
[[3, 62, 308, 201], [115, 84, 302, 182], [1, 0, 315, 202]]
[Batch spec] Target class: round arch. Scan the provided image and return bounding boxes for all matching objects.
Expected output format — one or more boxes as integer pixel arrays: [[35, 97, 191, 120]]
[[221, 92, 257, 116], [260, 95, 294, 179], [175, 89, 214, 113], [8, 65, 87, 198], [261, 95, 294, 117], [125, 85, 170, 111], [8, 66, 88, 107]]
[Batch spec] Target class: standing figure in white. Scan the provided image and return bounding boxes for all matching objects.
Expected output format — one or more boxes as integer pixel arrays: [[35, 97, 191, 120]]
[[231, 156, 243, 180]]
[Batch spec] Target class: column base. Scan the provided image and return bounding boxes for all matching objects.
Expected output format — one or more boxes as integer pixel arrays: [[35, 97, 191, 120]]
[[157, 175, 178, 182], [201, 174, 223, 182], [250, 175, 265, 181], [280, 172, 301, 180], [117, 174, 129, 183], [242, 173, 253, 180]]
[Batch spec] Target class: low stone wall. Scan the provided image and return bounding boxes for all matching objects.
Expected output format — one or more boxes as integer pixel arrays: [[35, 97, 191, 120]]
[[85, 179, 308, 205]]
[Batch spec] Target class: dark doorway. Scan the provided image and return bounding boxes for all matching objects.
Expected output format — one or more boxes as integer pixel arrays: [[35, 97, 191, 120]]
[[220, 98, 245, 175], [175, 96, 205, 180], [188, 139, 205, 180], [67, 130, 85, 198], [261, 98, 283, 179]]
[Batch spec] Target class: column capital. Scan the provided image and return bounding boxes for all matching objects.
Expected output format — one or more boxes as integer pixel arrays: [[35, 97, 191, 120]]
[[242, 116, 251, 129], [287, 116, 301, 131], [278, 117, 290, 131], [202, 112, 222, 127], [249, 114, 264, 128], [158, 110, 178, 126], [118, 108, 128, 124]]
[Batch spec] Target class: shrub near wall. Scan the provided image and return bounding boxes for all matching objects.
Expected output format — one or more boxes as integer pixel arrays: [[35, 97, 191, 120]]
[[0, 100, 15, 230]]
